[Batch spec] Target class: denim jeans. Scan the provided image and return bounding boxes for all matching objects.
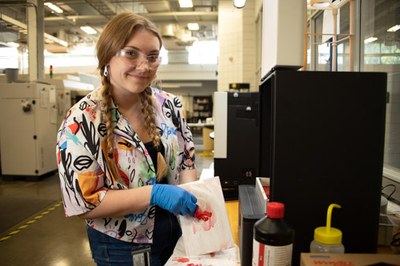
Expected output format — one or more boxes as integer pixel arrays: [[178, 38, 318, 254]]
[[86, 207, 182, 266]]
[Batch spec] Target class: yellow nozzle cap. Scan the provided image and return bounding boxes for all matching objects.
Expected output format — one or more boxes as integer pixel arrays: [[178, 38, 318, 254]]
[[314, 203, 342, 245]]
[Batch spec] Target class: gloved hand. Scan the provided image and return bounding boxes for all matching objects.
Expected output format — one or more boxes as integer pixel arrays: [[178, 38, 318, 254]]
[[150, 184, 197, 216]]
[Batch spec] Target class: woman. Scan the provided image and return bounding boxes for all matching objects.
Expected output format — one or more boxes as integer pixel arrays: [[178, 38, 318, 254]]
[[56, 12, 198, 265]]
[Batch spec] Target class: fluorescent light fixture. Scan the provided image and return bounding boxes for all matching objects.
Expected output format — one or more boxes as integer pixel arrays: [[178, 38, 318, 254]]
[[364, 37, 378, 44], [44, 33, 68, 47], [7, 42, 19, 47], [233, 0, 246, 8], [387, 25, 400, 32], [309, 0, 331, 8], [179, 0, 193, 8], [0, 41, 20, 48], [187, 23, 199, 31], [44, 2, 63, 14], [80, 26, 97, 35]]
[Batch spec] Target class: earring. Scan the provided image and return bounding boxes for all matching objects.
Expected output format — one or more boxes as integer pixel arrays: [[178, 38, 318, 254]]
[[103, 65, 109, 77], [150, 75, 158, 87]]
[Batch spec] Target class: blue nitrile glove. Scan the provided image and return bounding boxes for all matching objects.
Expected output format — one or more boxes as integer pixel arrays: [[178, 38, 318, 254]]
[[150, 184, 198, 216]]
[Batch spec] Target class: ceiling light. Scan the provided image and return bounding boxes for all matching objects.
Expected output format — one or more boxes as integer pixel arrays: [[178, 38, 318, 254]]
[[6, 42, 20, 48], [309, 0, 331, 8], [233, 0, 246, 8], [0, 41, 20, 48], [179, 0, 193, 8], [80, 26, 97, 35], [187, 23, 199, 31], [44, 33, 68, 47], [44, 2, 63, 14], [364, 37, 378, 44], [387, 25, 400, 33]]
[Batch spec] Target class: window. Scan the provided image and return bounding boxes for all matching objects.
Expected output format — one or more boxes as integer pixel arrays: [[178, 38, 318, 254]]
[[187, 40, 219, 64], [309, 3, 351, 71], [360, 0, 400, 181], [0, 47, 19, 69], [307, 0, 400, 182]]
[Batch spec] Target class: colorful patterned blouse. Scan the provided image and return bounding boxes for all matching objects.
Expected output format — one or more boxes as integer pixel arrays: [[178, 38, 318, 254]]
[[56, 87, 196, 243]]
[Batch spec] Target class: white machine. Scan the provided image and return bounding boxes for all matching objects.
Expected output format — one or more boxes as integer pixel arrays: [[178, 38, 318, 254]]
[[0, 82, 58, 176], [46, 79, 72, 127]]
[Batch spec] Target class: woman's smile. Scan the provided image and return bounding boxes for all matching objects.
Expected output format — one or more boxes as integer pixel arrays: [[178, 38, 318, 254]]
[[108, 28, 161, 95]]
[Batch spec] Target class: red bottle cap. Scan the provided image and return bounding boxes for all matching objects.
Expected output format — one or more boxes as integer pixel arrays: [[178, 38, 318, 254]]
[[267, 202, 285, 219]]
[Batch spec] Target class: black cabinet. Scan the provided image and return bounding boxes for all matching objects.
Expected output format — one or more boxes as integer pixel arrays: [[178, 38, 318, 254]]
[[238, 185, 264, 266], [259, 70, 387, 265], [214, 92, 260, 199]]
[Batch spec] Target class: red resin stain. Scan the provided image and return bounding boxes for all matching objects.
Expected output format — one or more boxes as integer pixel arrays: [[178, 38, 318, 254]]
[[194, 206, 213, 221], [192, 204, 217, 233], [176, 257, 190, 263]]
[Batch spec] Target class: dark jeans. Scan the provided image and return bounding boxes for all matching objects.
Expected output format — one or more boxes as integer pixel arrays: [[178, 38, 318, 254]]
[[86, 207, 182, 266]]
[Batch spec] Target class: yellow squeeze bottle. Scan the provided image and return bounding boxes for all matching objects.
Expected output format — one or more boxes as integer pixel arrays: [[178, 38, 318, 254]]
[[310, 203, 345, 253]]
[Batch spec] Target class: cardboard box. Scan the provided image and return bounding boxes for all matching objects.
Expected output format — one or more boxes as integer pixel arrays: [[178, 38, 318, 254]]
[[301, 253, 400, 266]]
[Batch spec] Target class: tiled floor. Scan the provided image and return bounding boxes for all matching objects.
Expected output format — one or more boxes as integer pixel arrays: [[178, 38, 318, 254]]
[[0, 133, 224, 265]]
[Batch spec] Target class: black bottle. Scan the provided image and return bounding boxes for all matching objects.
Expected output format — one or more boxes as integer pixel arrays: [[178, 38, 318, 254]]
[[252, 202, 295, 266]]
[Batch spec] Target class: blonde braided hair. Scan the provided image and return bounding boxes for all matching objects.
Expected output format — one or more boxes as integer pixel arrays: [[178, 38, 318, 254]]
[[140, 87, 168, 180], [100, 76, 122, 181]]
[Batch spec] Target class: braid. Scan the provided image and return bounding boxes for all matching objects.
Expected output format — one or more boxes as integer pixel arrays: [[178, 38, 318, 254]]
[[140, 87, 168, 180], [140, 87, 159, 146], [101, 75, 121, 181]]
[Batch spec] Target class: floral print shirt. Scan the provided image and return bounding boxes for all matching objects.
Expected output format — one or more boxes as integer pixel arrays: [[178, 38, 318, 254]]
[[56, 87, 196, 243]]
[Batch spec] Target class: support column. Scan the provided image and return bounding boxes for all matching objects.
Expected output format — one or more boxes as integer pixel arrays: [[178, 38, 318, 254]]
[[27, 0, 44, 81], [217, 0, 257, 91], [332, 8, 338, 71], [261, 0, 306, 77]]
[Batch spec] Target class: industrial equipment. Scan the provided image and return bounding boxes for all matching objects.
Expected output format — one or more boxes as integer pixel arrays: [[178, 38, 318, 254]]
[[0, 82, 58, 177]]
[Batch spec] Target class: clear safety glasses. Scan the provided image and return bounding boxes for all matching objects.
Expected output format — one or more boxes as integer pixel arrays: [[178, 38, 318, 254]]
[[116, 48, 161, 69]]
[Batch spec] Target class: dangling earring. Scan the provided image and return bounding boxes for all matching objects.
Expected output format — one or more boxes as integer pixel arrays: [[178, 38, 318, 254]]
[[150, 75, 159, 88], [103, 65, 109, 77]]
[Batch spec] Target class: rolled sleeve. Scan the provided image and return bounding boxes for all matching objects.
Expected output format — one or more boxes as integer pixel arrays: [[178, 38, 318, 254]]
[[176, 98, 196, 172], [56, 111, 107, 217]]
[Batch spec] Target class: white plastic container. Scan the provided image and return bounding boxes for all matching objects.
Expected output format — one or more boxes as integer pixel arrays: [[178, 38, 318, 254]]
[[310, 203, 345, 253], [310, 240, 345, 253]]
